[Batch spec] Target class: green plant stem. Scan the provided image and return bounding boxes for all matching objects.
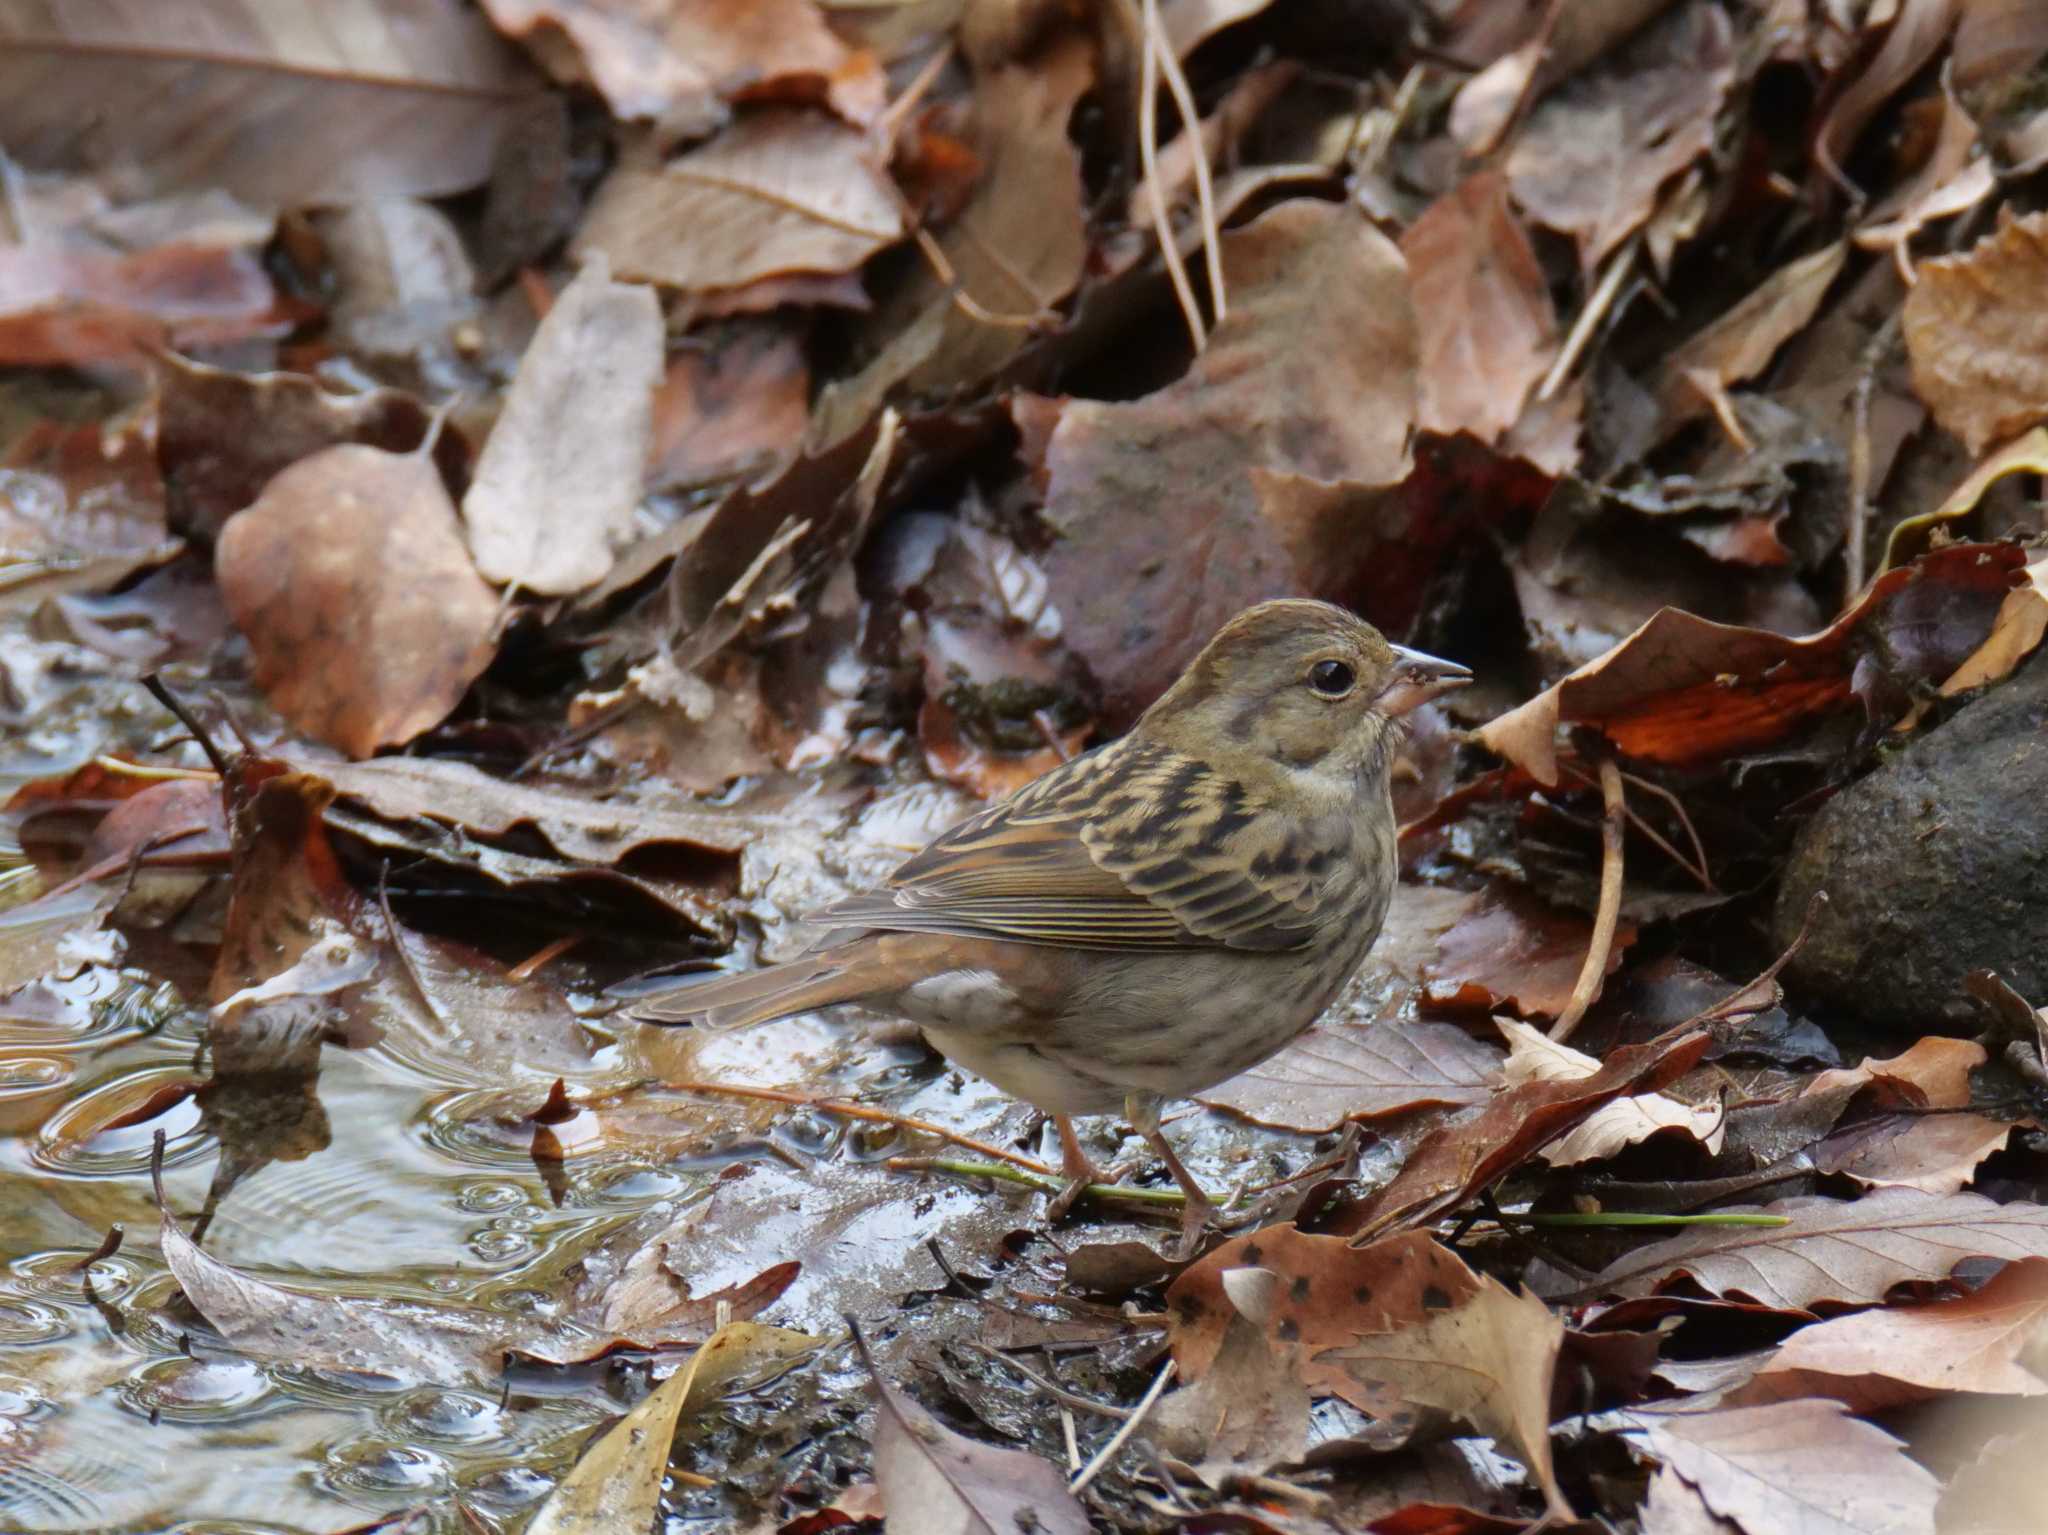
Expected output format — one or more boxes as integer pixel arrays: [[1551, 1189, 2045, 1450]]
[[889, 1155, 1187, 1207]]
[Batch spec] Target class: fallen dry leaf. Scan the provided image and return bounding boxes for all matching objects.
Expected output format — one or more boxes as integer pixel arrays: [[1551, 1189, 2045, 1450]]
[[0, 0, 541, 206], [1152, 1267, 1311, 1485], [1017, 198, 1417, 726], [1855, 84, 1996, 257], [1422, 887, 1634, 1021], [1573, 1189, 2048, 1309], [217, 442, 500, 757], [1506, 2, 1734, 270], [1657, 243, 1847, 434], [574, 109, 904, 300], [1318, 1258, 1570, 1519], [0, 240, 287, 367], [1332, 1028, 1713, 1240], [821, 28, 1094, 425], [1815, 1111, 2015, 1196], [154, 351, 451, 542], [1802, 1036, 1984, 1110], [1743, 1255, 2048, 1409], [1940, 552, 2048, 695], [1497, 1019, 1725, 1165], [463, 256, 663, 594], [1904, 207, 2048, 453], [526, 1321, 819, 1535], [1815, 0, 1962, 199], [1169, 1228, 1569, 1516], [1630, 1397, 1939, 1535], [1201, 1016, 1502, 1133], [1402, 171, 1558, 443], [1477, 541, 2027, 785], [479, 0, 882, 129], [649, 320, 810, 491], [865, 1331, 1091, 1535]]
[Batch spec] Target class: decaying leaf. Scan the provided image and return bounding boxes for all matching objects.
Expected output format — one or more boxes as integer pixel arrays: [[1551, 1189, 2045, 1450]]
[[1334, 1028, 1714, 1240], [1657, 244, 1847, 436], [1201, 1016, 1502, 1133], [649, 319, 810, 491], [1017, 198, 1418, 727], [1200, 885, 1502, 1131], [1905, 208, 2048, 453], [478, 0, 883, 129], [1402, 171, 1558, 444], [1815, 0, 1963, 200], [1318, 1262, 1570, 1518], [160, 1186, 576, 1386], [866, 1332, 1091, 1535], [1497, 1019, 1725, 1165], [574, 109, 904, 300], [0, 240, 286, 368], [1477, 542, 2028, 785], [0, 0, 541, 206], [1630, 1397, 1939, 1535], [462, 256, 664, 594], [1151, 1267, 1311, 1485], [1168, 1227, 1569, 1515], [154, 351, 449, 542], [1422, 888, 1634, 1021], [1506, 3, 1734, 270], [1574, 1188, 2048, 1309], [216, 442, 500, 757], [1743, 1256, 2048, 1408]]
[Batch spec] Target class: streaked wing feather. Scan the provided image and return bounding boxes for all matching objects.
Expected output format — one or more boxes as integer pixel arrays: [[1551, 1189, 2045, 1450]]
[[807, 738, 1327, 952]]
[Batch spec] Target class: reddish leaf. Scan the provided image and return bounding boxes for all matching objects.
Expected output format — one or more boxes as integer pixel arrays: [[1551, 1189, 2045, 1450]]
[[217, 443, 500, 757], [1402, 171, 1558, 443], [1477, 542, 2029, 785]]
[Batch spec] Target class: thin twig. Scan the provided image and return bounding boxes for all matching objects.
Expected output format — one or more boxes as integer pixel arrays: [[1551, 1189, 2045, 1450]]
[[1146, 6, 1226, 324], [1620, 770, 1714, 892], [1551, 757, 1626, 1043], [1136, 0, 1206, 353], [660, 1082, 1053, 1174], [888, 1154, 1186, 1207], [1071, 1357, 1177, 1494], [909, 224, 1053, 329], [141, 675, 232, 780], [1562, 762, 1713, 892], [1845, 311, 1902, 605], [875, 38, 953, 154], [965, 1342, 1134, 1420], [1538, 235, 1639, 401]]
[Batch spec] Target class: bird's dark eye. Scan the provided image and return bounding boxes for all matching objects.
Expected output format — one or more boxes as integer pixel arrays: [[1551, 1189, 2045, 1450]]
[[1309, 659, 1355, 697]]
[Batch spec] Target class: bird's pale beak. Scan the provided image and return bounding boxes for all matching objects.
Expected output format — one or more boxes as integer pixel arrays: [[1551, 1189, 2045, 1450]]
[[1377, 645, 1473, 716]]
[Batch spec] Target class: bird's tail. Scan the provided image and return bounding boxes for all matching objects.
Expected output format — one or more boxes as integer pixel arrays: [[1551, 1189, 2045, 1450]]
[[628, 952, 875, 1031]]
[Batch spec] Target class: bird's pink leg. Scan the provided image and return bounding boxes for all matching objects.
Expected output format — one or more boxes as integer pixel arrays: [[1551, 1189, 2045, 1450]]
[[1126, 1092, 1213, 1260], [1044, 1114, 1104, 1223]]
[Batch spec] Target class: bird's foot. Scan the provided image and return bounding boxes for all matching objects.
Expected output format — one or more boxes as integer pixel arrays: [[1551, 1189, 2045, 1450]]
[[1125, 1094, 1217, 1261], [1044, 1114, 1116, 1224]]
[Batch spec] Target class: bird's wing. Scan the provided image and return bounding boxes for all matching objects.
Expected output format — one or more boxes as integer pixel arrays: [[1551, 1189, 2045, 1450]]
[[808, 738, 1325, 951]]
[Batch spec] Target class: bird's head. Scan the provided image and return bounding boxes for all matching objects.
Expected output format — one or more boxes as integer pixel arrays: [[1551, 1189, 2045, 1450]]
[[1138, 599, 1471, 792]]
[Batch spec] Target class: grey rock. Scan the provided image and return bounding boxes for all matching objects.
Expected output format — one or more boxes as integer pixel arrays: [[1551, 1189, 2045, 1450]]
[[1774, 652, 2048, 1028]]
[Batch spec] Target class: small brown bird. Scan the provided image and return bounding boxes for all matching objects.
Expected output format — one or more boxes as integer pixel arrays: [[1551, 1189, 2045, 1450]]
[[638, 599, 1470, 1253]]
